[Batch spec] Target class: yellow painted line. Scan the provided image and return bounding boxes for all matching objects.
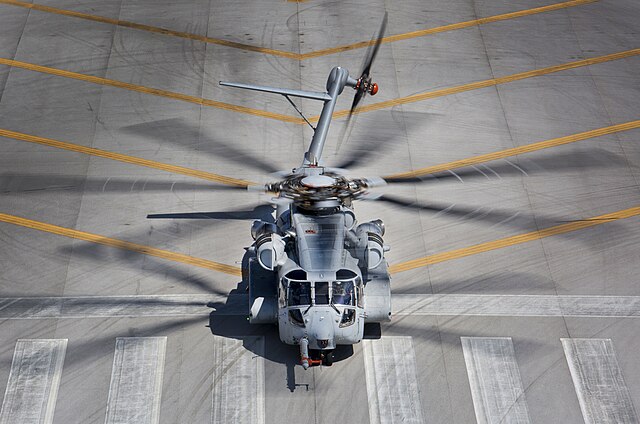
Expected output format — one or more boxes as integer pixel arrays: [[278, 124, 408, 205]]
[[0, 213, 242, 276], [0, 0, 300, 59], [0, 128, 254, 187], [385, 120, 640, 179], [389, 206, 640, 274], [2, 49, 636, 126], [0, 58, 304, 124], [0, 0, 595, 60], [317, 48, 640, 122], [299, 0, 598, 59]]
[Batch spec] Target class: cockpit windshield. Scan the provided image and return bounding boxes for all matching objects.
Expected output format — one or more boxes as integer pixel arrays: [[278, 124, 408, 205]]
[[287, 281, 311, 306], [331, 280, 355, 306], [284, 277, 361, 308], [315, 281, 330, 305]]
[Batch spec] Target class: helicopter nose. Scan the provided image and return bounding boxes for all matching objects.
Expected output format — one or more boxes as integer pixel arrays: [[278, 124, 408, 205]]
[[310, 312, 335, 349]]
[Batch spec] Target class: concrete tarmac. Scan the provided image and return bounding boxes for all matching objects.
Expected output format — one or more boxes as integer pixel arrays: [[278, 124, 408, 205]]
[[1, 0, 639, 423]]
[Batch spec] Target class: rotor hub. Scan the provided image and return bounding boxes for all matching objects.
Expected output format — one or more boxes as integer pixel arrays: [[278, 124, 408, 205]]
[[264, 171, 372, 211], [301, 175, 336, 188], [355, 77, 379, 96]]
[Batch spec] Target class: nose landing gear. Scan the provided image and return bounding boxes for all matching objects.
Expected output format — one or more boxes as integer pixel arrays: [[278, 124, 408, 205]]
[[299, 338, 334, 368], [320, 350, 334, 366]]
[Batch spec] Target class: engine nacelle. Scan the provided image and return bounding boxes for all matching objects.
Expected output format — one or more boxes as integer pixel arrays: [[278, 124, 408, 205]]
[[356, 219, 385, 270], [256, 233, 287, 271]]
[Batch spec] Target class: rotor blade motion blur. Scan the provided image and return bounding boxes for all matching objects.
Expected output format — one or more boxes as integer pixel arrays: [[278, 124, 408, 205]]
[[337, 13, 388, 154], [0, 174, 250, 193], [121, 118, 282, 175]]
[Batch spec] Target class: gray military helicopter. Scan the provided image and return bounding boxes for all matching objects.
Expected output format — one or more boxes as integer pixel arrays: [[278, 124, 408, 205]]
[[212, 13, 589, 367], [217, 16, 396, 368]]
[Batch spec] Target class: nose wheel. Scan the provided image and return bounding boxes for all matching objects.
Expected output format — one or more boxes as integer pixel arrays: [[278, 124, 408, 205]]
[[320, 350, 334, 366]]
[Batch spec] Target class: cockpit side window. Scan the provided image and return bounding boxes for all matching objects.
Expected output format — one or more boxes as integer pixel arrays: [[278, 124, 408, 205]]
[[332, 280, 355, 306], [288, 281, 311, 306], [315, 281, 330, 305]]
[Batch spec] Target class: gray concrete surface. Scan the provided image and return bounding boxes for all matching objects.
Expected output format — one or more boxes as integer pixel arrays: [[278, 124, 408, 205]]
[[0, 0, 639, 422]]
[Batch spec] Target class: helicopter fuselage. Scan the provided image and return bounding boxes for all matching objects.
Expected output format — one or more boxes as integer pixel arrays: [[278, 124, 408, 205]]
[[247, 185, 391, 367]]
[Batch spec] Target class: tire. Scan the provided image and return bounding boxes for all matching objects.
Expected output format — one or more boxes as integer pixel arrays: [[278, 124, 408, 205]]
[[323, 351, 334, 366]]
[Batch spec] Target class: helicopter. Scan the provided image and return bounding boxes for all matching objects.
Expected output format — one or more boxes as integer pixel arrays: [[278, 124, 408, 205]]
[[218, 15, 393, 368]]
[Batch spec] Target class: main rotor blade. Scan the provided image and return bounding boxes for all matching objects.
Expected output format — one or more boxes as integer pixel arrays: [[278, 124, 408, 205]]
[[0, 174, 250, 194], [121, 118, 281, 175], [147, 204, 275, 222], [383, 149, 629, 185], [359, 12, 388, 79], [337, 13, 388, 156], [368, 195, 561, 230], [334, 109, 432, 170]]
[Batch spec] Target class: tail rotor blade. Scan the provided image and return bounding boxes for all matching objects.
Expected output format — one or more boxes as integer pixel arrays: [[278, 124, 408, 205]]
[[359, 12, 388, 80], [337, 13, 388, 155]]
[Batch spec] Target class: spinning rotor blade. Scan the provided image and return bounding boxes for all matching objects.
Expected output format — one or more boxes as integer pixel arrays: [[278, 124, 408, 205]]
[[121, 118, 282, 175], [367, 194, 560, 230], [0, 174, 250, 194], [359, 12, 388, 82], [147, 204, 275, 222], [334, 110, 412, 170], [382, 149, 629, 185], [337, 13, 388, 153], [351, 13, 387, 113]]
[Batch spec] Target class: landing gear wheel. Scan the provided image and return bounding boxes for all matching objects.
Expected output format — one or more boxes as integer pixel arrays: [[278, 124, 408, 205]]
[[321, 351, 334, 366]]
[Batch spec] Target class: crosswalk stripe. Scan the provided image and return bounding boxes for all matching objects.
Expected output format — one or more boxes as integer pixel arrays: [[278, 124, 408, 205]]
[[0, 339, 67, 424], [211, 337, 264, 424], [461, 337, 532, 424], [363, 337, 425, 424], [562, 338, 639, 424], [104, 337, 167, 424]]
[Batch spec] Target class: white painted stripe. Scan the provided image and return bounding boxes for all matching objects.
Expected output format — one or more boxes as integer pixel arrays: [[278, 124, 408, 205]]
[[393, 294, 640, 317], [562, 338, 639, 424], [461, 337, 532, 424], [3, 294, 640, 319], [0, 339, 67, 424], [104, 337, 167, 424], [211, 337, 264, 424], [363, 337, 425, 424]]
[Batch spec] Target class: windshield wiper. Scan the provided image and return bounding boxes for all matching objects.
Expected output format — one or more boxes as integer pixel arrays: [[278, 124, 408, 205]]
[[330, 300, 340, 315], [303, 304, 313, 315]]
